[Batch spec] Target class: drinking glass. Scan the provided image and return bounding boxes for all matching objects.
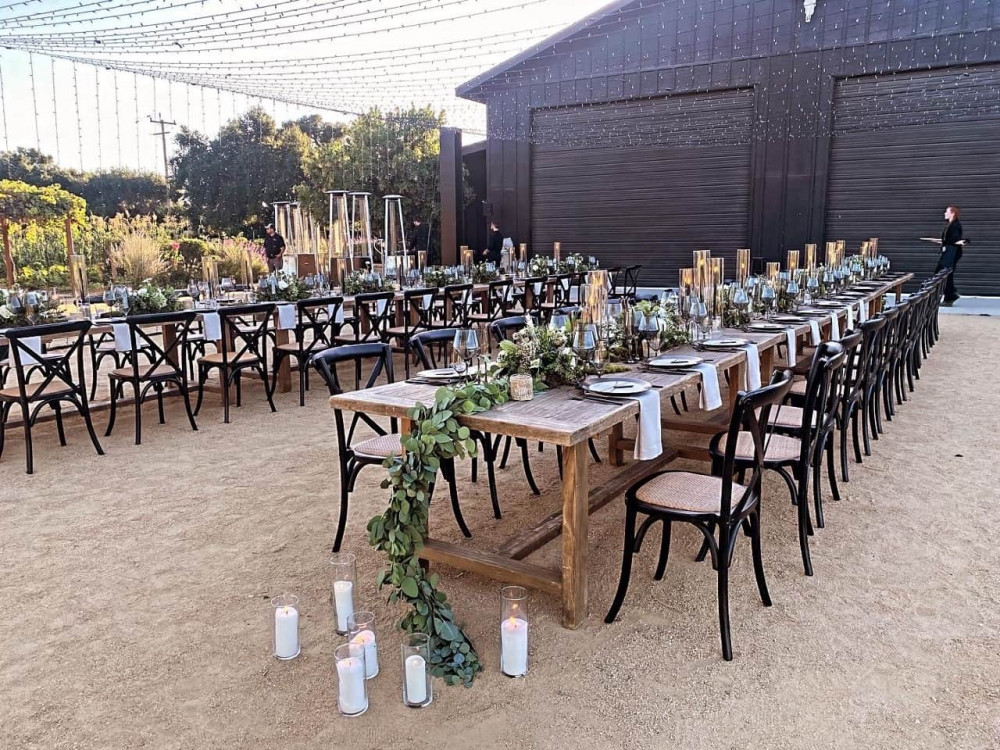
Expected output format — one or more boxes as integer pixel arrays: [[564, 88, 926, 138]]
[[760, 284, 776, 320], [118, 289, 130, 317], [695, 300, 712, 341], [453, 328, 479, 376], [549, 312, 569, 331], [731, 286, 750, 329], [102, 287, 115, 312], [806, 275, 819, 303], [571, 323, 596, 380]]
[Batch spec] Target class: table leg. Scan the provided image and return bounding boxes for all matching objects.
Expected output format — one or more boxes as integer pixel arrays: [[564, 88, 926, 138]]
[[895, 283, 902, 304], [275, 329, 292, 393], [727, 361, 745, 410], [608, 422, 625, 466], [560, 442, 589, 629], [760, 345, 775, 380]]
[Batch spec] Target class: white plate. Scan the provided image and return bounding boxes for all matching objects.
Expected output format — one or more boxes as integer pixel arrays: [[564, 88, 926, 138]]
[[418, 368, 461, 379], [701, 338, 748, 348], [748, 322, 786, 331], [772, 316, 807, 324], [649, 356, 703, 368], [815, 301, 843, 308], [585, 378, 651, 396]]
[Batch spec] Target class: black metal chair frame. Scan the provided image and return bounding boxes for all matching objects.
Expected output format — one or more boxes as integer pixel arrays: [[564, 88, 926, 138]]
[[389, 287, 438, 378], [270, 295, 345, 405]]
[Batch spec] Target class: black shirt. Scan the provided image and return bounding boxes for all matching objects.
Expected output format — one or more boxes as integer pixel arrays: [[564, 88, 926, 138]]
[[264, 233, 286, 259], [486, 229, 503, 263], [941, 220, 962, 247]]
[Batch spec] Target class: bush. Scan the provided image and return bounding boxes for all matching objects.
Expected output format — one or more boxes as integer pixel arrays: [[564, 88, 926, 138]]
[[111, 232, 167, 287], [17, 263, 69, 288], [209, 237, 267, 282]]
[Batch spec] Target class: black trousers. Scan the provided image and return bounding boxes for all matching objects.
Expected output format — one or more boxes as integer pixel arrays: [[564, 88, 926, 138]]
[[935, 246, 960, 301]]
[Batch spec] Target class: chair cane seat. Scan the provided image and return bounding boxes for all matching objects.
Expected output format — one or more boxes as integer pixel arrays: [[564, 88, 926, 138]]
[[352, 433, 404, 459], [198, 352, 260, 366], [274, 342, 306, 354], [0, 382, 74, 401], [386, 325, 426, 338], [768, 404, 817, 430], [790, 379, 807, 396], [719, 431, 802, 462], [110, 363, 183, 380], [635, 471, 747, 515]]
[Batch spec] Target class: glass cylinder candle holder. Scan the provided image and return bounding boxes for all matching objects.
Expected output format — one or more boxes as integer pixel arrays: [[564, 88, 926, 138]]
[[787, 250, 800, 273], [348, 611, 379, 679], [804, 243, 817, 270], [500, 586, 529, 677], [710, 257, 725, 288], [272, 594, 300, 660], [335, 642, 369, 717], [766, 262, 780, 283], [735, 249, 750, 285], [678, 267, 694, 295], [330, 552, 356, 635], [401, 633, 433, 707]]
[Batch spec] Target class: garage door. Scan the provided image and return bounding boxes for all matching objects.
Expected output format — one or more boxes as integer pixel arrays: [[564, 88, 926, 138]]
[[530, 88, 754, 288], [826, 64, 1000, 295]]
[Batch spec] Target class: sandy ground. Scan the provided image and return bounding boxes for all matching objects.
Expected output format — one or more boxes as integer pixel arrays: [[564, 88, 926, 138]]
[[1, 314, 998, 750]]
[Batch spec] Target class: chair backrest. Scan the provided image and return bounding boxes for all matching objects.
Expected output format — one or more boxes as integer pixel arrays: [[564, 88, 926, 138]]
[[719, 370, 795, 520], [857, 316, 888, 390], [219, 303, 276, 367], [606, 267, 624, 297], [484, 278, 515, 322], [5, 320, 92, 402], [836, 328, 864, 402], [294, 295, 345, 354], [522, 277, 547, 314], [624, 265, 642, 298], [354, 291, 396, 342], [876, 305, 901, 371], [490, 315, 529, 344], [124, 310, 198, 378], [550, 273, 573, 306], [797, 340, 845, 440], [311, 342, 395, 447], [410, 328, 458, 370], [440, 284, 473, 327]]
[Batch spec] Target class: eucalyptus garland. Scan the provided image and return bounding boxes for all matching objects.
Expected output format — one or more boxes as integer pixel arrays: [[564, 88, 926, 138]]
[[370, 379, 509, 686]]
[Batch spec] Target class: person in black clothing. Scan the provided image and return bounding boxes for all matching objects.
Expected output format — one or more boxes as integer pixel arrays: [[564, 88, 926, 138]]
[[933, 205, 964, 304], [263, 224, 286, 273], [483, 220, 503, 264]]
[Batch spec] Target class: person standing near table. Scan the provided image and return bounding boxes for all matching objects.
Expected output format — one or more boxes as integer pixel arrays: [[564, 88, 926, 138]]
[[923, 206, 964, 305], [483, 220, 503, 264], [263, 224, 286, 274]]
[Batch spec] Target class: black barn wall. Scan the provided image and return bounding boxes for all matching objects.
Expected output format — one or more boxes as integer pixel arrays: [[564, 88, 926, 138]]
[[460, 0, 1000, 292]]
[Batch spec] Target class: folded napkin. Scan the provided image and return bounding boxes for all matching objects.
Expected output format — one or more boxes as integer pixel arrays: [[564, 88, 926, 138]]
[[631, 389, 663, 461], [784, 328, 798, 367], [845, 304, 855, 330], [202, 312, 222, 341], [112, 322, 132, 352], [808, 319, 821, 346], [276, 304, 297, 330], [376, 298, 389, 316], [694, 362, 723, 411], [327, 304, 345, 324], [8, 336, 43, 383], [857, 300, 868, 323], [741, 343, 762, 390], [829, 312, 841, 341]]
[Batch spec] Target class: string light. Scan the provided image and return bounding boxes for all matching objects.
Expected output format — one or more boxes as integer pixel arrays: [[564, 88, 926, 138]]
[[50, 56, 59, 163], [27, 51, 39, 151], [94, 66, 102, 169], [72, 61, 83, 170]]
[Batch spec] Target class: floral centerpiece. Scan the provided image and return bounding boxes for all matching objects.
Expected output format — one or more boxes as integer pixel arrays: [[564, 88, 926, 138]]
[[496, 317, 579, 390], [256, 271, 312, 302], [471, 262, 499, 284], [342, 270, 395, 296], [127, 281, 182, 315], [560, 253, 592, 273], [421, 267, 449, 289], [633, 299, 690, 348], [0, 289, 65, 327], [527, 255, 553, 278]]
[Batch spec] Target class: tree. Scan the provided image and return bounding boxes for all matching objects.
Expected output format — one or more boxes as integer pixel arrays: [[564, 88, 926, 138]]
[[298, 106, 445, 254], [0, 179, 86, 282]]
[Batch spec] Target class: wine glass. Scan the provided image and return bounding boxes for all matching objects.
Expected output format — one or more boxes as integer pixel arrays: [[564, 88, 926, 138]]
[[760, 283, 776, 321], [452, 328, 479, 377], [117, 289, 130, 317], [549, 312, 569, 331], [571, 323, 596, 382], [806, 275, 819, 303], [694, 300, 711, 341], [731, 286, 750, 329], [102, 287, 116, 314]]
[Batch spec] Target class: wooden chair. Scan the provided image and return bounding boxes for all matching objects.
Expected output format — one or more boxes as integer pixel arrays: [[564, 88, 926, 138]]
[[105, 311, 200, 445], [312, 343, 470, 551], [468, 279, 515, 351], [88, 329, 151, 400], [335, 291, 395, 346], [520, 277, 548, 322], [270, 295, 345, 406], [1, 320, 104, 474], [605, 370, 794, 660], [438, 283, 474, 329], [194, 303, 278, 424], [386, 288, 437, 378]]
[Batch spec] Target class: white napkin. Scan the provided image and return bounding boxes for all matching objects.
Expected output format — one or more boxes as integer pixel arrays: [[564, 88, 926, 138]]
[[742, 343, 762, 390], [327, 304, 345, 324], [857, 300, 868, 323], [808, 319, 821, 346], [631, 389, 663, 461], [829, 312, 841, 341], [276, 304, 297, 330], [694, 363, 723, 411], [112, 323, 132, 352], [376, 299, 388, 316], [784, 328, 797, 367], [531, 282, 542, 297], [569, 287, 579, 303], [9, 336, 43, 383], [202, 312, 222, 341], [845, 304, 855, 330]]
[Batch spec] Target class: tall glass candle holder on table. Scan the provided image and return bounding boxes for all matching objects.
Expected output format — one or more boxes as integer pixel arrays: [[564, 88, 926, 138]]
[[272, 594, 300, 660], [500, 586, 529, 677], [330, 552, 356, 635], [348, 611, 379, 679], [401, 633, 433, 707], [335, 642, 369, 717]]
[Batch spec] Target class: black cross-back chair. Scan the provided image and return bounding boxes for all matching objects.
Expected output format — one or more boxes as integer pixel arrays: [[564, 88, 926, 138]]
[[312, 343, 471, 551], [410, 328, 503, 519], [605, 370, 794, 661], [541, 273, 573, 318], [870, 305, 899, 436], [336, 291, 395, 346], [854, 316, 888, 460], [520, 277, 548, 321], [469, 278, 515, 351], [438, 283, 474, 329], [194, 303, 277, 424], [387, 287, 438, 378], [1, 321, 104, 474], [105, 311, 199, 445], [623, 265, 642, 299], [270, 295, 345, 406], [88, 329, 154, 400]]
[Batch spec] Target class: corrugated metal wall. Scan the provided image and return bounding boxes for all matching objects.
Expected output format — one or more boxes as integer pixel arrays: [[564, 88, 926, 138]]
[[825, 64, 1000, 294]]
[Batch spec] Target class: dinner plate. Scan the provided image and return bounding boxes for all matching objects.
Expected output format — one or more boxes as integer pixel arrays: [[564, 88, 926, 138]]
[[585, 377, 651, 396], [701, 337, 748, 348], [418, 368, 462, 379], [747, 322, 786, 331], [648, 355, 703, 369], [815, 301, 843, 308], [772, 315, 807, 324]]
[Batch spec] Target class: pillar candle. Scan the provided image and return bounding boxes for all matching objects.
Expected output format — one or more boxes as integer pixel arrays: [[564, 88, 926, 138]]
[[693, 250, 711, 297], [404, 654, 428, 704], [350, 630, 379, 679], [337, 654, 367, 714], [500, 616, 528, 676], [334, 580, 354, 633], [274, 605, 299, 659], [710, 257, 725, 287], [519, 243, 528, 267]]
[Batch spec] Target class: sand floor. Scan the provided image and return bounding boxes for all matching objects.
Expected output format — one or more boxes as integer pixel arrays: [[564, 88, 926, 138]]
[[1, 314, 998, 749]]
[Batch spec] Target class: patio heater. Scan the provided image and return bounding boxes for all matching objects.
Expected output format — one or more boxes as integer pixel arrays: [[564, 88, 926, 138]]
[[349, 192, 375, 270], [383, 194, 408, 280], [271, 201, 297, 275], [68, 254, 88, 307], [325, 190, 353, 284]]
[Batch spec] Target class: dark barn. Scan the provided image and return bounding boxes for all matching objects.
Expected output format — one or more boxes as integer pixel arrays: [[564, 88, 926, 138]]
[[455, 0, 1000, 294]]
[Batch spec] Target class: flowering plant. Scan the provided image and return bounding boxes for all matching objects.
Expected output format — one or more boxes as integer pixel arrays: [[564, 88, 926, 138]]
[[343, 270, 395, 296], [471, 262, 499, 284], [127, 281, 181, 315], [257, 271, 312, 302], [0, 288, 64, 326], [421, 267, 449, 289], [496, 317, 579, 388], [559, 253, 592, 273], [527, 255, 553, 278], [633, 299, 690, 349]]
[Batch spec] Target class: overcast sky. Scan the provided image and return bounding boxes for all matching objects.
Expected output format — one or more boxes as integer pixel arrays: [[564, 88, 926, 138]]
[[0, 0, 612, 174]]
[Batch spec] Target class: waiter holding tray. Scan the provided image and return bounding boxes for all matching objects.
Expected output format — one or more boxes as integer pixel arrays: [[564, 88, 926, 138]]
[[920, 205, 965, 305]]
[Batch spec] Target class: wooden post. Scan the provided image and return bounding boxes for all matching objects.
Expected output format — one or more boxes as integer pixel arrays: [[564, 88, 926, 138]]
[[1, 217, 13, 285], [560, 441, 589, 628], [439, 127, 463, 267]]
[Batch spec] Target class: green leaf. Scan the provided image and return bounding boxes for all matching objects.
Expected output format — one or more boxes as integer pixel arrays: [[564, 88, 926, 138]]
[[400, 577, 419, 598]]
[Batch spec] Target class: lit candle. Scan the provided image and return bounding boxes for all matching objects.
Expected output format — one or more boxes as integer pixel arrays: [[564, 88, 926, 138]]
[[693, 250, 711, 297], [804, 243, 817, 270], [404, 654, 427, 704], [767, 262, 780, 283], [736, 249, 750, 284], [710, 257, 725, 287], [337, 652, 368, 715], [274, 604, 299, 660], [500, 616, 528, 676], [350, 629, 379, 679], [519, 243, 527, 266], [678, 267, 694, 294], [787, 250, 800, 273], [333, 580, 354, 633], [553, 241, 561, 262]]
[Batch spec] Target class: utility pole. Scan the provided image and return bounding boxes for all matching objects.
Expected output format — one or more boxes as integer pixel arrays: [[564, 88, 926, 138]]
[[149, 113, 176, 181]]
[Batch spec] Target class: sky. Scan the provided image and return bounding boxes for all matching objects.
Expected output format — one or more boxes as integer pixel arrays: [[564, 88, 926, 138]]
[[0, 0, 613, 174]]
